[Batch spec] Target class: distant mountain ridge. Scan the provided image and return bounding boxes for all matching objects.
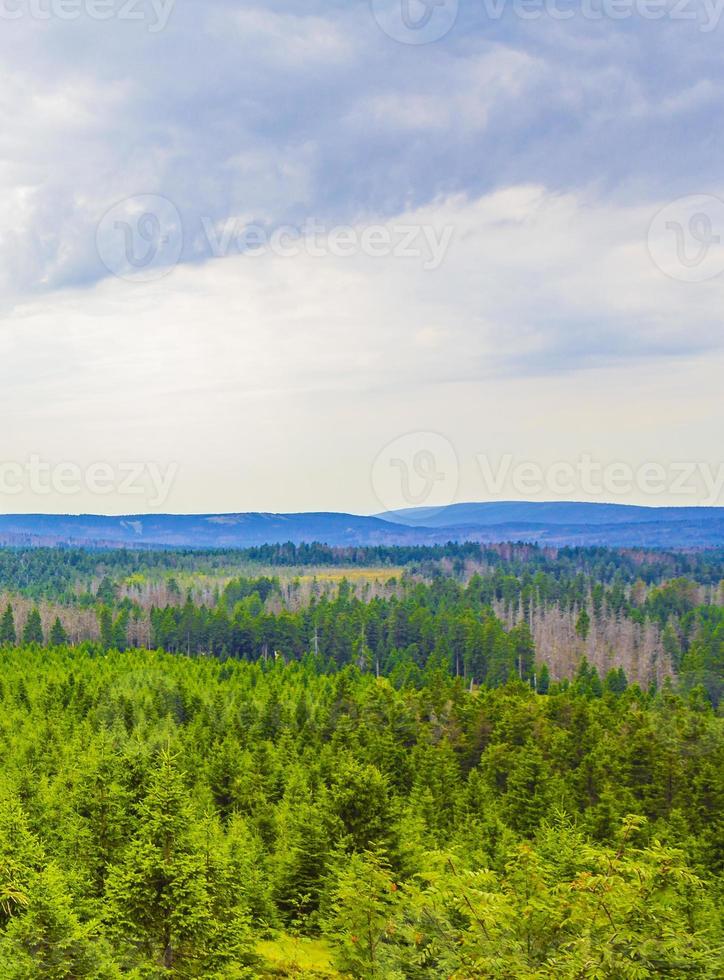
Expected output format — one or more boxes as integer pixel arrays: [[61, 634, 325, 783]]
[[379, 501, 724, 528], [0, 503, 723, 550], [0, 512, 413, 549]]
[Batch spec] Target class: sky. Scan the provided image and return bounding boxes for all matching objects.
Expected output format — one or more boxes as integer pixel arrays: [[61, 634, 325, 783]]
[[1, 0, 724, 515]]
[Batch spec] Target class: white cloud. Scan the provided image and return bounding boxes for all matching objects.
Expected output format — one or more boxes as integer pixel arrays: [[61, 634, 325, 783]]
[[0, 2, 721, 511], [0, 185, 722, 512]]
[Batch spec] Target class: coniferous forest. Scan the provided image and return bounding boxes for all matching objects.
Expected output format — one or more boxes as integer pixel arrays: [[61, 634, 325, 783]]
[[0, 542, 721, 977], [9, 0, 724, 972]]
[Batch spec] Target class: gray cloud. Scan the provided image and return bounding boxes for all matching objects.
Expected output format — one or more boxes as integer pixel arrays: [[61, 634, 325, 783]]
[[2, 0, 724, 299], [0, 0, 722, 511]]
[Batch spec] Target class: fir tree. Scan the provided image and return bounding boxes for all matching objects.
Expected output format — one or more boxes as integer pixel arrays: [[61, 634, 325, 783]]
[[504, 746, 551, 834], [576, 607, 591, 641], [98, 608, 113, 650], [21, 608, 43, 646], [0, 604, 16, 646], [0, 866, 118, 979], [104, 752, 254, 974], [322, 850, 401, 978], [48, 617, 69, 647]]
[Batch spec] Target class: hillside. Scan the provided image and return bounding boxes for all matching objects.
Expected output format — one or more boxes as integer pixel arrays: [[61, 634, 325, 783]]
[[380, 501, 724, 527], [1, 503, 724, 549]]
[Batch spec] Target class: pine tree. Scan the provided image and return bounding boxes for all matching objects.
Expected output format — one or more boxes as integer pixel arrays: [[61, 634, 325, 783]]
[[274, 798, 332, 919], [0, 794, 44, 928], [574, 656, 593, 695], [98, 607, 113, 650], [0, 604, 16, 646], [322, 850, 401, 978], [510, 622, 535, 681], [112, 610, 129, 652], [104, 753, 211, 969], [575, 607, 591, 642], [95, 576, 117, 605], [504, 746, 551, 834], [604, 666, 628, 694], [485, 620, 515, 687], [0, 865, 118, 979], [48, 617, 69, 647], [330, 760, 393, 852], [22, 608, 43, 646], [589, 665, 603, 698], [104, 752, 254, 974]]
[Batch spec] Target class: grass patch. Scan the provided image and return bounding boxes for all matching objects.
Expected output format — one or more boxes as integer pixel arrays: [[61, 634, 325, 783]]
[[256, 933, 341, 978], [294, 567, 403, 584]]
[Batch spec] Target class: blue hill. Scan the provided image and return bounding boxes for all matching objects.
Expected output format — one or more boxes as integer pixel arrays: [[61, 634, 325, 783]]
[[0, 503, 723, 550]]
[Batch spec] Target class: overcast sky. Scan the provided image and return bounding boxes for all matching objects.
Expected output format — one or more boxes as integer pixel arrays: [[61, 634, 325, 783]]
[[2, 0, 723, 514]]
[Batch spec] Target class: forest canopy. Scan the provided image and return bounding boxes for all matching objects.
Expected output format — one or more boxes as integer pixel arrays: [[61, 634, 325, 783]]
[[0, 542, 721, 977]]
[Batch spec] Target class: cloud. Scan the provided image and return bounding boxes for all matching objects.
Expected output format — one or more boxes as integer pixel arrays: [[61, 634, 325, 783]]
[[0, 1, 722, 510], [0, 185, 724, 512], [2, 0, 723, 302], [2, 183, 721, 408]]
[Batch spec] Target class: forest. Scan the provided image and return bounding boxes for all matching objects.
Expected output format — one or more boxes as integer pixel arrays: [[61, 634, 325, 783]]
[[0, 542, 721, 703], [0, 542, 721, 977]]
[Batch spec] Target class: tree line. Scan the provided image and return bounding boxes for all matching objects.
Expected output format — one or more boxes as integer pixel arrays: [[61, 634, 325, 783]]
[[0, 542, 722, 602], [2, 566, 722, 703]]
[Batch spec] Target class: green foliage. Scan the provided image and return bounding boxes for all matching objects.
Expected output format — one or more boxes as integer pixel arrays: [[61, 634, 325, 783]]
[[389, 817, 723, 978], [0, 605, 16, 646], [0, 643, 720, 977], [49, 617, 69, 647], [576, 607, 591, 641], [104, 752, 256, 974], [0, 865, 118, 979], [21, 607, 43, 646], [322, 850, 402, 978]]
